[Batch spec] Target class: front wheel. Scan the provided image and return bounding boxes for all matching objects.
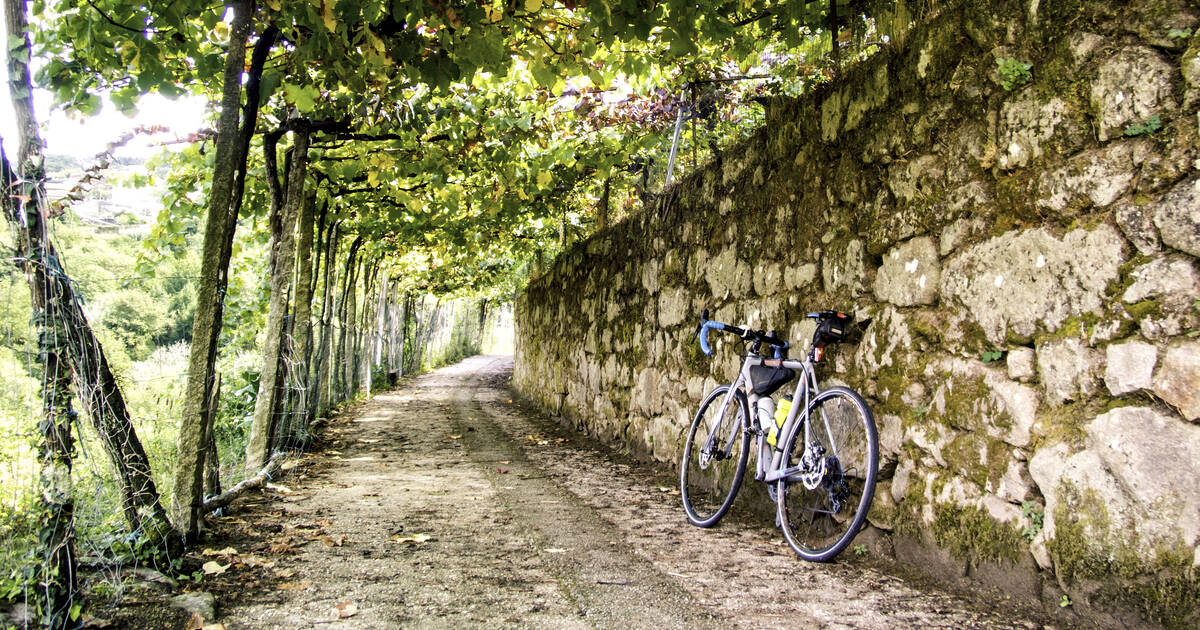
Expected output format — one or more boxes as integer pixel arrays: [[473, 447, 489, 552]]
[[777, 386, 878, 561], [680, 385, 751, 527]]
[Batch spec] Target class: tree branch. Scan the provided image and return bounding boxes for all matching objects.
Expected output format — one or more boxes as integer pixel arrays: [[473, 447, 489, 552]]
[[85, 0, 154, 34], [201, 456, 285, 514]]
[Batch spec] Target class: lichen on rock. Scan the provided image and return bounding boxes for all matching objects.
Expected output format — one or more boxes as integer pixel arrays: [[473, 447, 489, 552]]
[[940, 226, 1126, 344]]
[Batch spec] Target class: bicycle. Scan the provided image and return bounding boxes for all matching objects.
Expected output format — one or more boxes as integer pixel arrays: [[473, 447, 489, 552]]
[[679, 309, 878, 562]]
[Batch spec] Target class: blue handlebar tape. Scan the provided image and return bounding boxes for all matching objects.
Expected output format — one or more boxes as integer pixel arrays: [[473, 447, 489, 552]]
[[699, 320, 722, 356]]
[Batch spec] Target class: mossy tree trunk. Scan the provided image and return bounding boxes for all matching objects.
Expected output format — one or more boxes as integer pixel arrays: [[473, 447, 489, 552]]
[[311, 223, 340, 422], [4, 1, 76, 624], [343, 257, 360, 399], [245, 123, 310, 475], [173, 6, 277, 539], [335, 237, 362, 400], [278, 189, 316, 450]]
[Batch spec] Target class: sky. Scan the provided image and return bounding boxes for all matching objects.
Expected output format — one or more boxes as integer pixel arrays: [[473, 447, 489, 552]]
[[0, 87, 210, 162], [0, 18, 211, 163]]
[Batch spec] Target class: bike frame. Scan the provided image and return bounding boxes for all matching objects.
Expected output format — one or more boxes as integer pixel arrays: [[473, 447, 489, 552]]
[[702, 350, 838, 484]]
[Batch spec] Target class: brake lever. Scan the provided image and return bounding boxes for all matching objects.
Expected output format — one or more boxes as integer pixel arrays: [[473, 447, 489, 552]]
[[690, 309, 709, 344]]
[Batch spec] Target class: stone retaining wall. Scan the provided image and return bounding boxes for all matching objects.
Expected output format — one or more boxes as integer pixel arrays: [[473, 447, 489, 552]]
[[516, 1, 1200, 626]]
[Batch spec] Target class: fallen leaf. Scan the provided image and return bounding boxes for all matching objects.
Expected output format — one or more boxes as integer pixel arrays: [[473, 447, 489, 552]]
[[330, 601, 358, 619], [657, 487, 672, 493], [202, 547, 238, 557], [185, 612, 205, 630], [359, 438, 379, 443], [315, 519, 333, 527], [277, 580, 312, 590], [320, 535, 347, 547], [281, 460, 299, 471], [273, 568, 296, 579], [265, 483, 294, 494], [239, 555, 272, 568], [202, 624, 226, 630], [499, 460, 510, 465], [444, 434, 463, 440], [392, 533, 433, 544], [201, 561, 229, 575], [544, 548, 567, 553]]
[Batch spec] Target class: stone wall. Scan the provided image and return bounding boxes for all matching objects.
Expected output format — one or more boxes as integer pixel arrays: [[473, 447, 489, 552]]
[[515, 1, 1200, 627]]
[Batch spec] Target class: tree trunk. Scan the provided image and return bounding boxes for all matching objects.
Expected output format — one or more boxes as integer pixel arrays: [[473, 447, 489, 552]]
[[203, 373, 223, 499], [472, 300, 482, 348], [174, 9, 277, 539], [335, 238, 363, 401], [402, 292, 415, 374], [598, 176, 610, 229], [311, 223, 340, 422], [245, 123, 310, 475], [4, 1, 76, 623], [358, 260, 379, 399], [343, 257, 359, 399], [278, 189, 316, 450]]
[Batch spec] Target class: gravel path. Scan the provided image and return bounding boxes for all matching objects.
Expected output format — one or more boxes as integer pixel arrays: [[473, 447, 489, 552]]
[[200, 355, 1054, 629]]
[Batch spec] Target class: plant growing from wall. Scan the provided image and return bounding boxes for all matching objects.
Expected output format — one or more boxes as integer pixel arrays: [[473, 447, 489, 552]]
[[1021, 501, 1043, 542], [1124, 115, 1162, 137], [996, 58, 1032, 91]]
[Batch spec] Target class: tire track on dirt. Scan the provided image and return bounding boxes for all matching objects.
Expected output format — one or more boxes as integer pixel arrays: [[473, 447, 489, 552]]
[[209, 355, 1055, 629], [456, 356, 1054, 630]]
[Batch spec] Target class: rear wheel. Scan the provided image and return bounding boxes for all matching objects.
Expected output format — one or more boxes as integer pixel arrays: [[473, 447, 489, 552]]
[[680, 385, 751, 527], [777, 386, 877, 561]]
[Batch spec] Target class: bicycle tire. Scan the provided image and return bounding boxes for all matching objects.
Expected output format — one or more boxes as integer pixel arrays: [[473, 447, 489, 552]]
[[776, 385, 878, 561], [680, 385, 751, 528]]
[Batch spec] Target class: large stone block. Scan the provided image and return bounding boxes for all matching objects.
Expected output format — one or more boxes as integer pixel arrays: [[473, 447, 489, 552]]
[[657, 288, 690, 328], [1154, 176, 1200, 258], [874, 236, 941, 306], [1036, 140, 1148, 212], [1031, 407, 1200, 565], [821, 238, 868, 296], [940, 226, 1126, 344], [887, 154, 943, 203], [1115, 201, 1162, 255], [705, 246, 751, 300], [1037, 338, 1103, 407], [1122, 255, 1199, 304], [1104, 340, 1158, 396], [932, 357, 1039, 448], [997, 96, 1080, 170], [1153, 341, 1200, 421], [1090, 46, 1175, 141], [1006, 347, 1035, 382], [783, 262, 817, 291]]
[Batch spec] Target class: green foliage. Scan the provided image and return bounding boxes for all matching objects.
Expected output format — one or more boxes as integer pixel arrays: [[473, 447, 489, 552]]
[[852, 543, 867, 556], [1021, 500, 1044, 542], [100, 289, 169, 360], [996, 58, 1032, 91], [980, 349, 1004, 363], [1167, 28, 1192, 40], [1124, 115, 1162, 137]]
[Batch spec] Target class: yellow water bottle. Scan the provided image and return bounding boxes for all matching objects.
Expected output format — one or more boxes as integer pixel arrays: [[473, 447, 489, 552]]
[[768, 395, 792, 447]]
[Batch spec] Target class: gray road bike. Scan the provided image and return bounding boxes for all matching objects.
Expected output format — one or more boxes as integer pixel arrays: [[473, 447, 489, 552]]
[[679, 309, 878, 562]]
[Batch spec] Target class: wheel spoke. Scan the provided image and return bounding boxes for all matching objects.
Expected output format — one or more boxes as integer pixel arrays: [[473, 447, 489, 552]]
[[777, 387, 878, 561], [681, 385, 750, 528]]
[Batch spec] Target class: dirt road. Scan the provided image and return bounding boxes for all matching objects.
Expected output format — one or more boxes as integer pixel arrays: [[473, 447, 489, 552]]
[[179, 356, 1051, 629]]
